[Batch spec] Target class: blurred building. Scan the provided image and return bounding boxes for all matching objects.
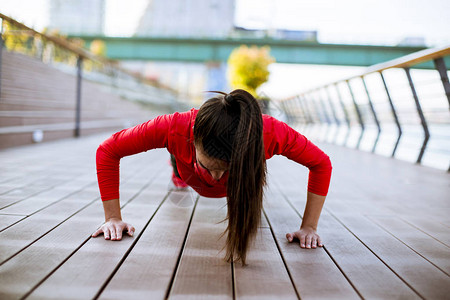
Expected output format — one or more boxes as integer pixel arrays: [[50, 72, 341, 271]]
[[48, 0, 105, 35], [126, 0, 236, 104], [135, 0, 235, 37]]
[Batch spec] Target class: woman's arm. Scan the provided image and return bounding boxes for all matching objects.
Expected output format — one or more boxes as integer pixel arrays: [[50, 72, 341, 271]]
[[93, 114, 175, 240], [91, 199, 135, 240], [263, 116, 332, 249], [286, 192, 325, 248]]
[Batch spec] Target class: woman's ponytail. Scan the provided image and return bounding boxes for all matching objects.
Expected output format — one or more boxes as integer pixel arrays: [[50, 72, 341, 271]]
[[224, 89, 266, 265], [194, 89, 267, 265]]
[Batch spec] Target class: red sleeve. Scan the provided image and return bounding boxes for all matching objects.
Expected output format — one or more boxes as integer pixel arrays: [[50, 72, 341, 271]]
[[264, 116, 332, 196], [96, 114, 173, 201]]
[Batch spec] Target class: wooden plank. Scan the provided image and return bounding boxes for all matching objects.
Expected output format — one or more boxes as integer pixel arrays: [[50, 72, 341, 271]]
[[275, 160, 422, 299], [98, 190, 198, 300], [16, 189, 169, 300], [270, 150, 445, 296], [0, 189, 99, 263], [168, 197, 233, 300], [329, 213, 450, 299], [0, 187, 56, 209], [234, 227, 298, 300], [0, 148, 167, 264], [316, 213, 421, 299], [368, 215, 450, 275], [399, 215, 450, 247], [262, 187, 359, 299], [0, 214, 25, 232], [0, 199, 105, 300], [0, 185, 94, 216]]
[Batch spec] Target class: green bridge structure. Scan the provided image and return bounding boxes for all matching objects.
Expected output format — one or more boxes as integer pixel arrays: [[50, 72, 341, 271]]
[[73, 35, 449, 68]]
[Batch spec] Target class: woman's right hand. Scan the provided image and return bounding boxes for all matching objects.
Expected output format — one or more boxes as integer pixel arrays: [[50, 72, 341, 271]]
[[92, 218, 135, 241]]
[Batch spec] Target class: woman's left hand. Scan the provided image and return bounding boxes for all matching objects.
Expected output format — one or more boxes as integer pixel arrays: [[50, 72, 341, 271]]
[[286, 226, 323, 248]]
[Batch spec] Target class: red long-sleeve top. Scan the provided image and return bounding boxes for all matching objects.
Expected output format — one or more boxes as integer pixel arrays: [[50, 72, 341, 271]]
[[96, 108, 332, 201]]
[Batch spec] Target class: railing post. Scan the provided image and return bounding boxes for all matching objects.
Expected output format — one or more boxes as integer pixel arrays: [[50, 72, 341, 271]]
[[380, 71, 402, 157], [297, 95, 310, 133], [280, 99, 292, 124], [433, 57, 450, 109], [315, 89, 332, 142], [299, 95, 313, 126], [300, 95, 315, 136], [324, 86, 341, 144], [361, 76, 381, 152], [334, 83, 351, 146], [305, 93, 323, 138], [292, 96, 302, 125], [74, 56, 83, 137], [294, 96, 305, 127], [404, 67, 430, 164], [287, 98, 297, 124], [346, 80, 365, 149]]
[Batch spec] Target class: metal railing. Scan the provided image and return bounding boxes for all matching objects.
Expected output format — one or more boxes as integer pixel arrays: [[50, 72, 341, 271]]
[[0, 13, 185, 139], [280, 46, 450, 171]]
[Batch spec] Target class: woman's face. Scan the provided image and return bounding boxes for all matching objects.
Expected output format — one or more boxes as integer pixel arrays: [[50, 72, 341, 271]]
[[195, 146, 229, 181]]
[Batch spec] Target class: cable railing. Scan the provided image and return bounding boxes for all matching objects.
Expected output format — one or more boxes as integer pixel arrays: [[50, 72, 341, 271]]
[[280, 46, 450, 171]]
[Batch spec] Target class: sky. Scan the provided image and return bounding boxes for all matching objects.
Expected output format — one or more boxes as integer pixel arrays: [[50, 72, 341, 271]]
[[1, 0, 449, 45], [1, 0, 449, 98]]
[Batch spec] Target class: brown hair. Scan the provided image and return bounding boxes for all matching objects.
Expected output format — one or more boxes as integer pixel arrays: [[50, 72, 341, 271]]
[[194, 89, 266, 265]]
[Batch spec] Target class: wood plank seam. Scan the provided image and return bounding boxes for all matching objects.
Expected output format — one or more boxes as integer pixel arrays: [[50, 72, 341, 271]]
[[400, 218, 450, 249], [268, 182, 364, 299], [0, 197, 99, 266], [231, 260, 236, 300], [93, 191, 173, 299], [22, 175, 169, 298], [261, 209, 301, 300], [21, 225, 96, 299], [164, 194, 200, 300], [118, 164, 169, 210], [0, 180, 95, 229], [267, 183, 365, 299], [0, 215, 26, 232], [366, 215, 450, 277], [0, 174, 84, 210], [324, 209, 426, 300]]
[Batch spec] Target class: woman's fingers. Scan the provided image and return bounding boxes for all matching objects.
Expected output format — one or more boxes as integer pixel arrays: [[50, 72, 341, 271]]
[[115, 226, 123, 240], [104, 228, 111, 240], [299, 234, 306, 248], [127, 224, 135, 237], [93, 221, 135, 241], [110, 227, 117, 240], [286, 232, 292, 242], [311, 237, 317, 248], [318, 236, 323, 247], [305, 235, 312, 248], [92, 228, 103, 238]]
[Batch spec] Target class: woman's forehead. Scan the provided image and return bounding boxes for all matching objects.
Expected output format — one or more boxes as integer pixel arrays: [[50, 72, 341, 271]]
[[196, 148, 229, 170]]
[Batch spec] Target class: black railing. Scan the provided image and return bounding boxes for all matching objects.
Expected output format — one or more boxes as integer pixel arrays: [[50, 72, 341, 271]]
[[280, 46, 450, 171]]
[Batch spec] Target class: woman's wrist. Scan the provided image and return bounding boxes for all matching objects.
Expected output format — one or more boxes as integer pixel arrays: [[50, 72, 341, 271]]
[[102, 198, 122, 222], [300, 223, 317, 231]]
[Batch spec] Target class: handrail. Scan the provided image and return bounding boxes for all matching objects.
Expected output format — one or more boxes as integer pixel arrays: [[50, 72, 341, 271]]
[[0, 12, 108, 63], [0, 13, 176, 91], [296, 45, 450, 94], [0, 13, 183, 148], [364, 46, 450, 73], [279, 46, 450, 171]]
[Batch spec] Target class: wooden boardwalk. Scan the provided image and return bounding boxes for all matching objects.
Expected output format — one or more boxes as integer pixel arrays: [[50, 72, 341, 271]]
[[0, 132, 449, 299]]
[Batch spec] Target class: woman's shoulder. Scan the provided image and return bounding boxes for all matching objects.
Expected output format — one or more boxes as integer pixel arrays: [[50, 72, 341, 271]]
[[169, 108, 198, 131], [262, 114, 289, 133]]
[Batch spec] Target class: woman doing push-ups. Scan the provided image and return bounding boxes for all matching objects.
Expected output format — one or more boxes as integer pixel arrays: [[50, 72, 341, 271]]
[[93, 89, 332, 265]]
